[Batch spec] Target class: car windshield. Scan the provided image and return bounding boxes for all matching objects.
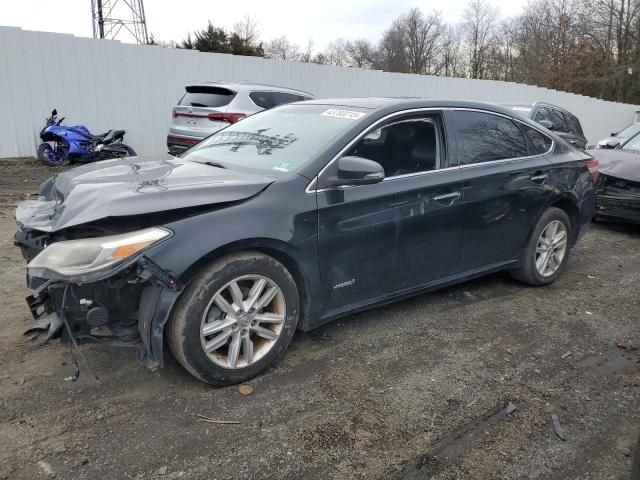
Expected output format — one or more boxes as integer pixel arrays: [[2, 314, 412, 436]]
[[183, 105, 368, 174], [621, 134, 640, 153], [617, 123, 640, 138]]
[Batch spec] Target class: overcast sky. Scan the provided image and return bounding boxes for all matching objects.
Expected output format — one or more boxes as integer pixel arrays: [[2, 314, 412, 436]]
[[3, 0, 528, 49]]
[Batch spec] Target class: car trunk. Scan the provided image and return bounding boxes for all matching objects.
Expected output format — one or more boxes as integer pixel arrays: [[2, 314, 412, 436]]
[[173, 86, 237, 137]]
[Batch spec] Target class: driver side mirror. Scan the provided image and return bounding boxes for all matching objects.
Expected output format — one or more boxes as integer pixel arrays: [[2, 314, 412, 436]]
[[539, 120, 554, 130], [323, 156, 385, 188]]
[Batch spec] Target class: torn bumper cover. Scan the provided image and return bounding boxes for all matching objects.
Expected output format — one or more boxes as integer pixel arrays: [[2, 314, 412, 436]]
[[596, 175, 640, 224], [17, 227, 182, 369]]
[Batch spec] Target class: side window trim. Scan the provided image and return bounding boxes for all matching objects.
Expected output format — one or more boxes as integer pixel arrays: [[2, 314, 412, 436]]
[[306, 107, 555, 194], [310, 109, 450, 193]]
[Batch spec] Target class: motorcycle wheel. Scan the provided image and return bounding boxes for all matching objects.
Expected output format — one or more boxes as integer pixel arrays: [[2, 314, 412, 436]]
[[37, 143, 70, 167]]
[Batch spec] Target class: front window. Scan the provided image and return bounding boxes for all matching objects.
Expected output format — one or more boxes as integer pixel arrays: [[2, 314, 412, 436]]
[[183, 105, 368, 174], [346, 116, 443, 177]]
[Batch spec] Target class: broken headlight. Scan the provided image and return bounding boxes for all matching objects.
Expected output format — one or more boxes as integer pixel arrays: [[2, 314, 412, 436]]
[[27, 227, 171, 281]]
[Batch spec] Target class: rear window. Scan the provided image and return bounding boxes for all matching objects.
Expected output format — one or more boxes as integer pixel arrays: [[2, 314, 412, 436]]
[[179, 86, 236, 108], [249, 92, 274, 109], [453, 111, 528, 165], [520, 123, 553, 154], [567, 113, 584, 136], [548, 108, 570, 133], [272, 92, 301, 106], [249, 91, 306, 109]]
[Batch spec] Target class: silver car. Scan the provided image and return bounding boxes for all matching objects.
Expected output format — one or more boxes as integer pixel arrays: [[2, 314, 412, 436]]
[[167, 82, 315, 155]]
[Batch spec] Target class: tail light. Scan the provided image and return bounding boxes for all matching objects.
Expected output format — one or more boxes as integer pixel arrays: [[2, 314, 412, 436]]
[[585, 159, 599, 182], [172, 109, 178, 118], [208, 113, 247, 124]]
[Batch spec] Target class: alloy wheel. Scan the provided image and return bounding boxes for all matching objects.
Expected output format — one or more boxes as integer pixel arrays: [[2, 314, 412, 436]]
[[535, 220, 568, 277], [200, 274, 286, 369]]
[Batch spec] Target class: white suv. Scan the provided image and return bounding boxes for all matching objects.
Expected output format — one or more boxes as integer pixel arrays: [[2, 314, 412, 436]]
[[167, 82, 315, 155]]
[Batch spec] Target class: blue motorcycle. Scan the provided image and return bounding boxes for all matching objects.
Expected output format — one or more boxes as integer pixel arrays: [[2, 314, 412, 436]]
[[37, 109, 136, 166]]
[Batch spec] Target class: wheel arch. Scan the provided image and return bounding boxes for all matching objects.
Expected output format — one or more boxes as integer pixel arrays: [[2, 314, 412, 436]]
[[547, 195, 580, 244], [178, 238, 314, 330]]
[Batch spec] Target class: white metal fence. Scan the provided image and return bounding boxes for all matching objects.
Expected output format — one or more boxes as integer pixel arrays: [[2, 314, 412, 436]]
[[0, 25, 638, 159]]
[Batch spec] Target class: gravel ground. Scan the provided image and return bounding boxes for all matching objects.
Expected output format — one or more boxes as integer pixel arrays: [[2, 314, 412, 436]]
[[0, 157, 639, 480]]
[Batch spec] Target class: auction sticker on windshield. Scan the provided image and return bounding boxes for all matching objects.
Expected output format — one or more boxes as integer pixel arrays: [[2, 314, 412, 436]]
[[321, 109, 367, 120]]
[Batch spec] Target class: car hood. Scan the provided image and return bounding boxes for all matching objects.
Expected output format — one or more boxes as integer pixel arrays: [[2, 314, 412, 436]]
[[15, 155, 275, 232], [589, 148, 640, 182]]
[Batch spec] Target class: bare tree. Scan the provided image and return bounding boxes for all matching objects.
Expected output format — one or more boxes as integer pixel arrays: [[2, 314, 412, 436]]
[[327, 38, 349, 66], [300, 39, 314, 63], [400, 8, 447, 74], [345, 39, 376, 68], [232, 15, 260, 46], [265, 35, 301, 61], [460, 0, 499, 78], [376, 19, 409, 72], [442, 25, 465, 77]]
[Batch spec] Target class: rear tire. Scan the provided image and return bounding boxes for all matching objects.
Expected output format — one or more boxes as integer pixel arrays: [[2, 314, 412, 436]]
[[98, 143, 136, 160], [167, 251, 299, 385], [510, 207, 573, 286]]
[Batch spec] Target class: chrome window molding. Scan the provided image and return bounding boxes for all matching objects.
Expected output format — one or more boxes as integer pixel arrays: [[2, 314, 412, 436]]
[[306, 106, 555, 194]]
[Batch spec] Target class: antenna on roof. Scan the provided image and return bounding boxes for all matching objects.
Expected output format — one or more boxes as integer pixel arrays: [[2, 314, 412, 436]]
[[91, 0, 149, 44]]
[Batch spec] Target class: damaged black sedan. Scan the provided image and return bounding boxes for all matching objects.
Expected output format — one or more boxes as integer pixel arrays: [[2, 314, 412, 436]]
[[591, 134, 640, 223], [15, 99, 597, 385]]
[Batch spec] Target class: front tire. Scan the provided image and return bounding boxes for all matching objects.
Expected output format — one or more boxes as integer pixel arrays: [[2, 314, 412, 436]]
[[167, 251, 299, 385], [37, 143, 69, 166], [511, 207, 573, 286]]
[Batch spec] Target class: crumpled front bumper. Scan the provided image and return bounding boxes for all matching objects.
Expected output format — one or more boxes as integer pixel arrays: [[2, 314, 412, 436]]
[[21, 248, 182, 369]]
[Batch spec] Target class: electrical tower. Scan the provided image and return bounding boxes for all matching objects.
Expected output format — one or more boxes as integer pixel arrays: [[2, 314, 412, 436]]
[[91, 0, 149, 44]]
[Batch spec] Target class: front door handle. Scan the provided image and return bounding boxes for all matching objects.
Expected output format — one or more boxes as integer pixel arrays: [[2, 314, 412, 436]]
[[530, 173, 548, 182], [433, 191, 461, 204]]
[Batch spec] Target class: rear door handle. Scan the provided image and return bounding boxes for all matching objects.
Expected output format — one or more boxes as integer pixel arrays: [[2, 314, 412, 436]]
[[433, 191, 461, 203]]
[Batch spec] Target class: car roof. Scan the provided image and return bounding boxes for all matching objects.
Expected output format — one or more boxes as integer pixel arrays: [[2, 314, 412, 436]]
[[185, 82, 314, 97], [297, 97, 526, 117]]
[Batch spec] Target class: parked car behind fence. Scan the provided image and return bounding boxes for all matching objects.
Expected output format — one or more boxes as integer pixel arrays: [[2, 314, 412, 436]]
[[167, 82, 315, 155], [503, 102, 588, 149]]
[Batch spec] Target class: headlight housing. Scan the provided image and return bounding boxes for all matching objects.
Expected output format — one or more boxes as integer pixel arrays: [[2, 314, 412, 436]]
[[28, 227, 171, 282]]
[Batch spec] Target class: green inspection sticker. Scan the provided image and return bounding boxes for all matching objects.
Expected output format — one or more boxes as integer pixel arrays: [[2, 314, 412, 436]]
[[273, 162, 293, 172]]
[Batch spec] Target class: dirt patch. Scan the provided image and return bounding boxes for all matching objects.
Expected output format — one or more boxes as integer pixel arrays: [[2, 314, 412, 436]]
[[0, 157, 70, 217], [0, 160, 638, 479]]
